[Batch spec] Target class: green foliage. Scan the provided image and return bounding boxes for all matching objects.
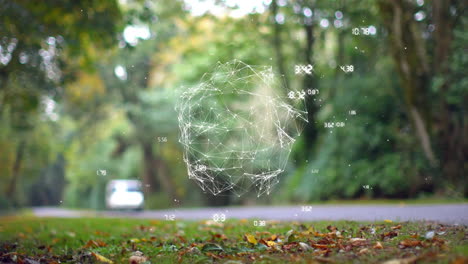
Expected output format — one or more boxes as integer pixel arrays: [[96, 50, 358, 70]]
[[1, 0, 465, 209], [64, 114, 141, 209], [285, 59, 428, 201]]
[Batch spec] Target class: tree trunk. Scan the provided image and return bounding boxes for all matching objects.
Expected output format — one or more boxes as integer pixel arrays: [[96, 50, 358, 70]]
[[6, 140, 26, 202], [270, 0, 290, 91], [141, 142, 177, 201], [431, 0, 465, 191], [377, 0, 437, 166], [378, 0, 465, 193], [301, 13, 319, 157]]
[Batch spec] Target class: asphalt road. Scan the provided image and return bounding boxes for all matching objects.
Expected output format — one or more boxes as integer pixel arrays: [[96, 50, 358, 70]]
[[30, 204, 468, 225]]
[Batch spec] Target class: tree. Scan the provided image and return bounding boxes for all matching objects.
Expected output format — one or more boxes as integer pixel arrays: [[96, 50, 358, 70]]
[[377, 0, 466, 193], [0, 0, 121, 206]]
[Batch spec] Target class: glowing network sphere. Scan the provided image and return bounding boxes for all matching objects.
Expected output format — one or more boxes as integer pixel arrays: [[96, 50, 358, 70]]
[[177, 60, 307, 197]]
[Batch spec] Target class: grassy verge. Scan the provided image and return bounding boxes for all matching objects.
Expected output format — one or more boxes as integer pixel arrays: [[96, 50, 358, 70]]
[[0, 217, 466, 263]]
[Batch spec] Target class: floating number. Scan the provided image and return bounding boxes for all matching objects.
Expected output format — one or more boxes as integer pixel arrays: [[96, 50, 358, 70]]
[[213, 213, 226, 222]]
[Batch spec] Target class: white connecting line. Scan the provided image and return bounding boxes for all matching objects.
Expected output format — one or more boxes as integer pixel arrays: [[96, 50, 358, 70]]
[[176, 60, 308, 197]]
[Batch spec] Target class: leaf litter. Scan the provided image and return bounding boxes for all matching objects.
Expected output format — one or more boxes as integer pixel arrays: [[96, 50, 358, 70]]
[[0, 218, 466, 263]]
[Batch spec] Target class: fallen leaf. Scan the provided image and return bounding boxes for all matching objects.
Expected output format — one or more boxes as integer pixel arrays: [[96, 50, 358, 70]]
[[391, 225, 402, 230], [84, 240, 107, 248], [349, 238, 366, 242], [311, 243, 329, 249], [384, 219, 393, 223], [245, 233, 258, 245], [285, 229, 298, 242], [266, 241, 277, 247], [283, 242, 298, 250], [399, 239, 422, 248], [358, 248, 369, 255], [299, 242, 312, 251], [201, 243, 224, 252], [91, 252, 113, 263], [350, 238, 367, 247], [373, 242, 383, 249], [212, 233, 228, 240]]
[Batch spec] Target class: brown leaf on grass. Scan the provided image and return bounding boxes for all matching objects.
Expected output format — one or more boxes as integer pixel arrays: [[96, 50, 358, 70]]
[[326, 226, 337, 232], [311, 243, 329, 249], [313, 248, 331, 257], [349, 238, 367, 247], [349, 238, 366, 242], [391, 225, 402, 230], [212, 233, 228, 240], [358, 248, 369, 255], [381, 231, 398, 239], [268, 234, 278, 241], [83, 240, 107, 248], [398, 239, 422, 248], [283, 242, 299, 251], [430, 237, 449, 250], [313, 232, 327, 237], [373, 242, 383, 249], [91, 252, 113, 263]]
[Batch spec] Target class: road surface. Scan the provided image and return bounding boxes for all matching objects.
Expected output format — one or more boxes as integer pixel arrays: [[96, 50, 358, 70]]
[[29, 204, 468, 225]]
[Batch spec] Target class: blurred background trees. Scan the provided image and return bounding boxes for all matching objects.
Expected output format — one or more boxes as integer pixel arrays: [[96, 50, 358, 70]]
[[0, 0, 465, 210]]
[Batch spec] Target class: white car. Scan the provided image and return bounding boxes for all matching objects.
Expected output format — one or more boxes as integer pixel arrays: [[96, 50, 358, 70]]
[[106, 180, 144, 210]]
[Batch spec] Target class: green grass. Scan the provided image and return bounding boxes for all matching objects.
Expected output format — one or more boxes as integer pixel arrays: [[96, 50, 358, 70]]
[[0, 217, 466, 263]]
